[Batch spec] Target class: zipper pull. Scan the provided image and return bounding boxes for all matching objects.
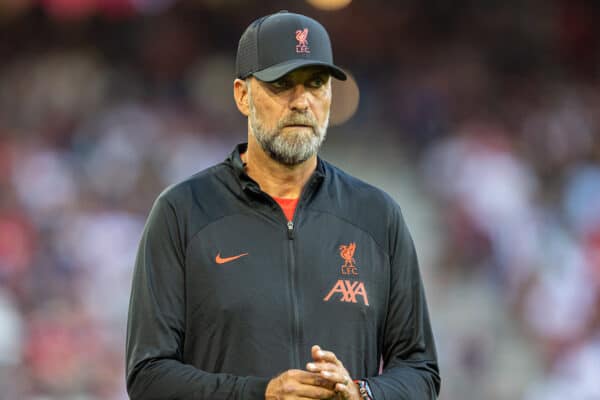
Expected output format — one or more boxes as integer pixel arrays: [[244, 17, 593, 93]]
[[287, 221, 295, 240]]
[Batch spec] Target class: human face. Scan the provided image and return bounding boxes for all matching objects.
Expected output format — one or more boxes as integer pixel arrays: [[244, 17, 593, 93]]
[[247, 67, 332, 166]]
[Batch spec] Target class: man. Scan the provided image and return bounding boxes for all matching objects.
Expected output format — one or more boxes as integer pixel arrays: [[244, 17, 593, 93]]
[[126, 11, 440, 400]]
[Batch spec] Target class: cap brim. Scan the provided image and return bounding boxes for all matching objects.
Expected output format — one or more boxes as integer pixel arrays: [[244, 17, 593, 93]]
[[253, 59, 347, 82]]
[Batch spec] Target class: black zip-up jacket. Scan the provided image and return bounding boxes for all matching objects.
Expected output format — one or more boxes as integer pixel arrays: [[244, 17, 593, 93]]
[[126, 143, 440, 399]]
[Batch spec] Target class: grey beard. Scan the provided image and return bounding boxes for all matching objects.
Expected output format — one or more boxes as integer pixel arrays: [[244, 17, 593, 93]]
[[248, 90, 329, 166]]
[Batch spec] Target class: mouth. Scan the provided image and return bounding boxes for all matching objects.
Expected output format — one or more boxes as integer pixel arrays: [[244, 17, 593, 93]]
[[284, 124, 313, 128]]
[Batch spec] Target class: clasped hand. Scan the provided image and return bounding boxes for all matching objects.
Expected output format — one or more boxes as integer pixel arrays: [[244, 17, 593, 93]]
[[265, 345, 360, 400]]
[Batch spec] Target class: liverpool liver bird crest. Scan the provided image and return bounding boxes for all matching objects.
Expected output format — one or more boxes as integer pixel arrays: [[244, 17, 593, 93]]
[[295, 28, 310, 53], [339, 242, 358, 274]]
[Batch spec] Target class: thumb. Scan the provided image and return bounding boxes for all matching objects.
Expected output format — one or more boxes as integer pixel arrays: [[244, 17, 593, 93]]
[[311, 344, 323, 360]]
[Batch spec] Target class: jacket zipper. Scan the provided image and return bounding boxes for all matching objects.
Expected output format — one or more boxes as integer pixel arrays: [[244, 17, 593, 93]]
[[286, 220, 300, 368], [284, 174, 320, 368], [249, 172, 321, 369]]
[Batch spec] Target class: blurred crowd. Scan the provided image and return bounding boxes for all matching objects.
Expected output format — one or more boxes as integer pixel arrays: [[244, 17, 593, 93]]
[[1, 1, 600, 399]]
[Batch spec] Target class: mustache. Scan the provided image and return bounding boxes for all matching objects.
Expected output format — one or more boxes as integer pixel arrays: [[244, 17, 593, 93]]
[[278, 113, 317, 129]]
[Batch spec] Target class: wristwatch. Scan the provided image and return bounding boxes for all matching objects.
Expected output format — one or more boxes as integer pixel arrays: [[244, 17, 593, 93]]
[[353, 379, 374, 400]]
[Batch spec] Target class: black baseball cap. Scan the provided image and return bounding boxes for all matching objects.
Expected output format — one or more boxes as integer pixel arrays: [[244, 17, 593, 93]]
[[236, 11, 347, 82]]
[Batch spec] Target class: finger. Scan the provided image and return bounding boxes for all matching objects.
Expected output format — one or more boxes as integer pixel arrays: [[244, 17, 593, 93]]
[[306, 361, 339, 373], [290, 382, 336, 399], [280, 370, 336, 398], [311, 345, 342, 366], [296, 397, 334, 400], [276, 370, 338, 399], [295, 370, 337, 389], [311, 344, 322, 359], [321, 370, 350, 386], [307, 362, 348, 382], [308, 360, 351, 379], [335, 382, 353, 398]]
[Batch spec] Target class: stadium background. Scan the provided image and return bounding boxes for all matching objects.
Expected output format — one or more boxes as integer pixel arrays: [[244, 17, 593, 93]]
[[1, 0, 600, 398]]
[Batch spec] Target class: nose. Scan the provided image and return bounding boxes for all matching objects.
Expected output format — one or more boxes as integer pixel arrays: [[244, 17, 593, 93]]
[[289, 84, 309, 112]]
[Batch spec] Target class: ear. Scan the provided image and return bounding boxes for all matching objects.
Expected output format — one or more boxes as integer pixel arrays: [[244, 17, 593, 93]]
[[233, 78, 250, 117]]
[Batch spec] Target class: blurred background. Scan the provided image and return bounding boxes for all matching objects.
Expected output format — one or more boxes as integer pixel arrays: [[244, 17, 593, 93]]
[[1, 0, 600, 399]]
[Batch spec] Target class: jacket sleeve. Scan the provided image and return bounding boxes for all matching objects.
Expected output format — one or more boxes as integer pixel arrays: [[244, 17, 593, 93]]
[[125, 195, 270, 400], [365, 207, 441, 399]]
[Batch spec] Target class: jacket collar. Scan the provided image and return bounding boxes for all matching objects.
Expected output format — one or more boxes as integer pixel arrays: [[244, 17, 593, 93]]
[[226, 143, 326, 193]]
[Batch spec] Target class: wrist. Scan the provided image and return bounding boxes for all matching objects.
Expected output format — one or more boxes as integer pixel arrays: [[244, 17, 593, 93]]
[[353, 379, 374, 400]]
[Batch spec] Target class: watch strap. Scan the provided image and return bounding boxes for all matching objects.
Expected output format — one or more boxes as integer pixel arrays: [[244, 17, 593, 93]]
[[353, 379, 374, 400]]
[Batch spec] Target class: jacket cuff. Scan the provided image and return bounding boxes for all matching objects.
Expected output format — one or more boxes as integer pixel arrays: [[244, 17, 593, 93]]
[[243, 376, 270, 399], [365, 378, 382, 400]]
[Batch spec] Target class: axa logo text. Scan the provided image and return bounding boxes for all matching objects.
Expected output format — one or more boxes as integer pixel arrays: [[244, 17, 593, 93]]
[[323, 279, 369, 306]]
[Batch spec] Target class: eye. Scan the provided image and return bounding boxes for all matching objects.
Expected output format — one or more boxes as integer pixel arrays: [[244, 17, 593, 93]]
[[271, 79, 292, 90], [308, 76, 327, 88]]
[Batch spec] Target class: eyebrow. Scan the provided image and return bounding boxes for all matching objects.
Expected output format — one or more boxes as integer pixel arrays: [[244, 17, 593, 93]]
[[266, 70, 330, 87], [309, 69, 330, 77], [300, 71, 330, 82], [285, 69, 330, 80]]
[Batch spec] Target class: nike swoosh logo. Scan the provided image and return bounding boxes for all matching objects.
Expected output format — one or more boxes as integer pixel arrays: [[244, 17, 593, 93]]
[[215, 252, 249, 264]]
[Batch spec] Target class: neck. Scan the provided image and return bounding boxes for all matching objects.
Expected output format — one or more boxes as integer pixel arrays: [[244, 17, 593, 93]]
[[242, 135, 317, 199]]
